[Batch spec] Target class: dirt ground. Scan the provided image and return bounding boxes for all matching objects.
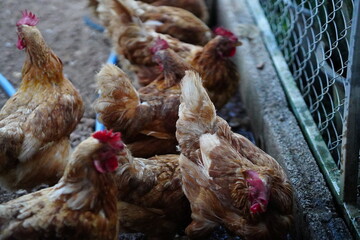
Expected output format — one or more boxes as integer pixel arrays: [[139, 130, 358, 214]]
[[0, 0, 249, 239]]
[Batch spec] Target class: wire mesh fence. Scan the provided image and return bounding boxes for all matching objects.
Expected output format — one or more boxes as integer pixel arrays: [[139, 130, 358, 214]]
[[255, 0, 360, 236], [259, 0, 354, 168]]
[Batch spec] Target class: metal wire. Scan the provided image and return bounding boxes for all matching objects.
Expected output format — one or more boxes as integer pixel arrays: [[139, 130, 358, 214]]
[[260, 0, 354, 168]]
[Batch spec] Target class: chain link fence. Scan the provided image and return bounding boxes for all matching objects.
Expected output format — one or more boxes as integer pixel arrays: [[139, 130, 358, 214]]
[[253, 0, 360, 236], [259, 0, 354, 168]]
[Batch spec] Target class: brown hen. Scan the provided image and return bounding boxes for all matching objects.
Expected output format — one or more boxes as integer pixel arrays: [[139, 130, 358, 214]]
[[94, 0, 212, 45], [94, 46, 193, 157], [176, 71, 294, 240], [133, 0, 211, 45], [137, 0, 209, 23], [0, 11, 84, 191], [115, 148, 190, 239], [0, 130, 124, 240], [104, 0, 241, 108]]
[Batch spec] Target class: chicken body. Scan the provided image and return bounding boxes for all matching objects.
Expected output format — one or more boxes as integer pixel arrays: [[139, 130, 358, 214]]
[[189, 34, 240, 108], [104, 0, 241, 108], [137, 0, 209, 23], [0, 14, 84, 191], [176, 71, 294, 239], [116, 150, 190, 239], [95, 0, 211, 45], [0, 131, 123, 240], [121, 0, 211, 45], [95, 48, 193, 157]]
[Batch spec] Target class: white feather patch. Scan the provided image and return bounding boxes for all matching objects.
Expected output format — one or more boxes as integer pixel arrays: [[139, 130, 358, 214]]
[[17, 208, 32, 220], [17, 107, 32, 115], [99, 209, 106, 218], [205, 31, 212, 39], [62, 94, 75, 103], [199, 134, 221, 179], [181, 71, 202, 109], [67, 188, 93, 210], [50, 181, 94, 210], [48, 182, 69, 200], [144, 20, 163, 27]]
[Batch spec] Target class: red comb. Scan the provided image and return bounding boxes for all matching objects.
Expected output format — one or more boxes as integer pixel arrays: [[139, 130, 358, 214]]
[[16, 10, 39, 27], [93, 130, 124, 150], [214, 27, 238, 42], [150, 37, 169, 54]]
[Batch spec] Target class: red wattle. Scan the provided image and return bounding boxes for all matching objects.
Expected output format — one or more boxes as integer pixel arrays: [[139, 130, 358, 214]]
[[250, 203, 262, 213], [227, 47, 236, 57], [17, 37, 25, 50], [105, 156, 119, 172]]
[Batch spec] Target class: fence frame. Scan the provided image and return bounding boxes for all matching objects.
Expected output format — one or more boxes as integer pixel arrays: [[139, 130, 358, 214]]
[[340, 0, 360, 204], [246, 0, 360, 238]]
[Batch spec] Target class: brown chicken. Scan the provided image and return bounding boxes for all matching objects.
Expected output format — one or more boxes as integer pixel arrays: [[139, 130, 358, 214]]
[[0, 11, 84, 191], [115, 148, 190, 239], [133, 0, 211, 45], [0, 130, 124, 240], [176, 71, 294, 240], [137, 0, 209, 23], [95, 0, 212, 45], [94, 45, 193, 157], [105, 0, 241, 108]]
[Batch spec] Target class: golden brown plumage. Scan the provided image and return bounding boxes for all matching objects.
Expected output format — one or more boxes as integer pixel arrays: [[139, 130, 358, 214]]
[[0, 11, 84, 191], [0, 130, 124, 240], [189, 33, 241, 108], [115, 149, 191, 239], [94, 0, 211, 45], [103, 0, 241, 108], [123, 0, 211, 45], [94, 48, 193, 157], [137, 0, 209, 23], [102, 0, 201, 72], [176, 71, 294, 239]]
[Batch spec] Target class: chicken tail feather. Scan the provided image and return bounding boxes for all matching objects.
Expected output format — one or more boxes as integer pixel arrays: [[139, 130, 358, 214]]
[[94, 64, 140, 128], [179, 70, 216, 130], [176, 71, 217, 160]]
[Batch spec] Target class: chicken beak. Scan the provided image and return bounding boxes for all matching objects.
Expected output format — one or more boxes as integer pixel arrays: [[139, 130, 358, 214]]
[[234, 41, 242, 47]]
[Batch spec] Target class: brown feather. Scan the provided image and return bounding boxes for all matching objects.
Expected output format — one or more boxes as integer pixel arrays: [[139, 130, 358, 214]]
[[126, 0, 211, 45], [176, 71, 294, 239], [0, 22, 84, 191], [95, 49, 193, 157], [102, 0, 240, 108], [137, 0, 209, 23], [115, 148, 191, 239], [0, 136, 121, 240]]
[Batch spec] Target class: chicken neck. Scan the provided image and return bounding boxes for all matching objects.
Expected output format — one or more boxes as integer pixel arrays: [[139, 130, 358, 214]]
[[50, 146, 118, 213], [20, 34, 64, 89]]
